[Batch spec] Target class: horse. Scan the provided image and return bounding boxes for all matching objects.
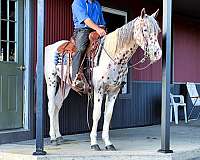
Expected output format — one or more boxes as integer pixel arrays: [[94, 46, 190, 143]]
[[44, 8, 162, 150]]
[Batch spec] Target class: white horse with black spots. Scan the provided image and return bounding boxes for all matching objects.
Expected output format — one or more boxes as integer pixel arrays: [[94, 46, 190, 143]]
[[44, 8, 162, 150]]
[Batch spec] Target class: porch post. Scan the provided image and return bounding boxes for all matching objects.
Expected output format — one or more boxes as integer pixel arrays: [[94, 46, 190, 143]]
[[33, 0, 46, 155], [158, 0, 173, 153]]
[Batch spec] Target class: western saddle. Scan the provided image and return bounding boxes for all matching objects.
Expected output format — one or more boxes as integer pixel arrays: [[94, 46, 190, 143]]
[[56, 31, 101, 95]]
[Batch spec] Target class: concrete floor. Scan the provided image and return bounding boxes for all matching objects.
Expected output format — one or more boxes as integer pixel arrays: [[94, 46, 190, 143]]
[[1, 120, 200, 160]]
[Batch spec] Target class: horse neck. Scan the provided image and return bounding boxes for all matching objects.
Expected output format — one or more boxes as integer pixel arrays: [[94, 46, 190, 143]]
[[114, 19, 139, 63], [114, 40, 139, 65]]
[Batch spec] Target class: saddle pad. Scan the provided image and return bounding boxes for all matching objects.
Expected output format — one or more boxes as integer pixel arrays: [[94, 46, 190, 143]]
[[54, 53, 67, 65]]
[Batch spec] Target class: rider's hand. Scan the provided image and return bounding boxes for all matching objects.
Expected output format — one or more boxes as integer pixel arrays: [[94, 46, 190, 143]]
[[96, 27, 106, 37]]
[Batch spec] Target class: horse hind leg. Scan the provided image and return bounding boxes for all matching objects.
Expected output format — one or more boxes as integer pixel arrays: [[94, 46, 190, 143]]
[[45, 70, 58, 144], [54, 84, 71, 144], [102, 89, 120, 151]]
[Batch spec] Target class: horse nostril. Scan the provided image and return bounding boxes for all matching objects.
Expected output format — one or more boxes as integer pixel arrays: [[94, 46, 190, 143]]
[[154, 48, 160, 57], [154, 50, 162, 61]]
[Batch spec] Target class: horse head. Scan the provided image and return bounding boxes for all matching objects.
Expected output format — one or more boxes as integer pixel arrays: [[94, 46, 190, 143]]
[[134, 8, 162, 63]]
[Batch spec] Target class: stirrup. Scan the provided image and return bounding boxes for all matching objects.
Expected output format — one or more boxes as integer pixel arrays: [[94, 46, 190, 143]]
[[72, 78, 84, 89], [72, 73, 85, 93], [72, 73, 91, 94]]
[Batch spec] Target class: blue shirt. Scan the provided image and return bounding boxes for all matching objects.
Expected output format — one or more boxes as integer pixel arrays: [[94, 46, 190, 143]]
[[72, 0, 106, 29]]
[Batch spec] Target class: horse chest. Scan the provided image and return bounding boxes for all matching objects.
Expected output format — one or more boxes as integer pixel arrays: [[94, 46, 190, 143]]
[[102, 63, 128, 85], [111, 65, 128, 84]]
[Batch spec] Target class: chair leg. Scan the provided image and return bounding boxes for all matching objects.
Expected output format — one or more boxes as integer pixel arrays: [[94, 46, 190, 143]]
[[170, 105, 173, 122], [183, 105, 187, 123], [174, 105, 178, 124]]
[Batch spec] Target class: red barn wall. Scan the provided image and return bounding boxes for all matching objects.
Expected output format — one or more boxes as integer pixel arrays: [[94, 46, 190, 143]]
[[174, 16, 200, 83], [45, 0, 73, 45], [34, 0, 73, 47]]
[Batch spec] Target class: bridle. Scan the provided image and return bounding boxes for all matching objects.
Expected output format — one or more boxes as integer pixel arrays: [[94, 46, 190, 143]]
[[99, 18, 155, 71], [128, 20, 155, 70]]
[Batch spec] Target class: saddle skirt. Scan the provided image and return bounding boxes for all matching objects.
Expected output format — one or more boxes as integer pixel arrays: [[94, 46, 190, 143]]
[[57, 37, 76, 56]]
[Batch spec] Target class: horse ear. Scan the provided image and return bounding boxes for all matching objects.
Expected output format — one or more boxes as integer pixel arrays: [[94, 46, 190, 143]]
[[151, 9, 159, 18], [140, 8, 146, 19]]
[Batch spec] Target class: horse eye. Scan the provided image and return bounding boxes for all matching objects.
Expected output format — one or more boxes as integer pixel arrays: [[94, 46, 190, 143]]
[[144, 29, 147, 32]]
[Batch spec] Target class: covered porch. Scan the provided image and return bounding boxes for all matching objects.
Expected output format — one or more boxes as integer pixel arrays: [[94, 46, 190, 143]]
[[1, 121, 200, 160]]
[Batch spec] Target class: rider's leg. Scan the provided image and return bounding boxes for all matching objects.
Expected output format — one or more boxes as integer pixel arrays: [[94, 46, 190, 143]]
[[72, 29, 91, 80]]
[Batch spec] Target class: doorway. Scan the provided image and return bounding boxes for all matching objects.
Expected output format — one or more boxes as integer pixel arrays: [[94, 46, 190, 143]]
[[0, 0, 24, 130]]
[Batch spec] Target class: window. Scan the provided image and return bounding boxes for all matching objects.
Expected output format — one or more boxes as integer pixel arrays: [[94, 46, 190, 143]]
[[0, 0, 18, 62]]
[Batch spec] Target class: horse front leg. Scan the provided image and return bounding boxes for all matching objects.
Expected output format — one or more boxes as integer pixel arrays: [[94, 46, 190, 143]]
[[102, 89, 120, 151], [54, 85, 71, 145], [90, 90, 103, 151]]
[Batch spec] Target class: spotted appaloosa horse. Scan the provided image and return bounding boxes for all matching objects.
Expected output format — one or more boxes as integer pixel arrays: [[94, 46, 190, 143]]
[[44, 8, 162, 150]]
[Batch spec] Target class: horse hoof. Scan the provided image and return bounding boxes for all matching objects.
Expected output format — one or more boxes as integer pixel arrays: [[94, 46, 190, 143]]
[[91, 144, 101, 151], [50, 139, 58, 146], [105, 144, 116, 151], [56, 136, 64, 145]]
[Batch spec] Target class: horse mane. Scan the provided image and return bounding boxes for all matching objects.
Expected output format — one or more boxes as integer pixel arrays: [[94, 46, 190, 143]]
[[116, 18, 137, 52], [117, 15, 160, 51], [147, 15, 161, 33]]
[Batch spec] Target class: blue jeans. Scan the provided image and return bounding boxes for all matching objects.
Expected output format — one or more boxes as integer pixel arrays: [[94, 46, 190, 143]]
[[72, 28, 92, 79]]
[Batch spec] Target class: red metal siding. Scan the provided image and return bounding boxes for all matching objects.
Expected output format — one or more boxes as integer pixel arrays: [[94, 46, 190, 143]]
[[174, 16, 200, 83], [45, 0, 73, 45], [34, 0, 73, 66]]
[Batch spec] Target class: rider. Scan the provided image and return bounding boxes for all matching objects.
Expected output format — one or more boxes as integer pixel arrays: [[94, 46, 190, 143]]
[[71, 0, 106, 81]]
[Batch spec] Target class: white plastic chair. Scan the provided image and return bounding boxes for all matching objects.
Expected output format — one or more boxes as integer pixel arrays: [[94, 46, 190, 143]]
[[186, 82, 200, 120], [170, 93, 187, 124]]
